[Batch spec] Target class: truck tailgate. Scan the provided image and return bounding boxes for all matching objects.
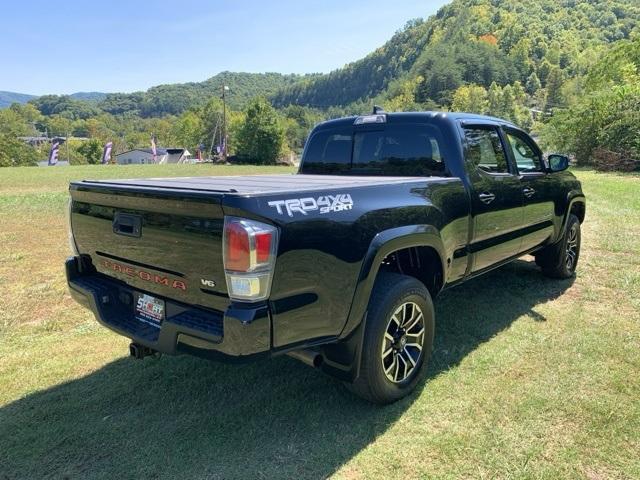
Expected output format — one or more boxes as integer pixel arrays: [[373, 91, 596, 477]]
[[69, 174, 423, 313], [69, 181, 229, 312]]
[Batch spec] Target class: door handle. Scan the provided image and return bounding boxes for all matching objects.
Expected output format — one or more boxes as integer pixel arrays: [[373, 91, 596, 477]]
[[478, 192, 496, 204], [523, 187, 536, 198]]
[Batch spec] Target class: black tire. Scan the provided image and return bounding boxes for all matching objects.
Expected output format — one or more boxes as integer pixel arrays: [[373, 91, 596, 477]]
[[536, 214, 581, 279], [346, 272, 435, 405]]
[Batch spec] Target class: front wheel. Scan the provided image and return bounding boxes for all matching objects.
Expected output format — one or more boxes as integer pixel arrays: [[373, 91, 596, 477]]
[[536, 213, 581, 279], [346, 272, 435, 404]]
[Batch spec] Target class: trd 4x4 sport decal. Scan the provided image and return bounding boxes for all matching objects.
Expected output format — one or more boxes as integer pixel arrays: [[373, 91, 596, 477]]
[[268, 194, 354, 217]]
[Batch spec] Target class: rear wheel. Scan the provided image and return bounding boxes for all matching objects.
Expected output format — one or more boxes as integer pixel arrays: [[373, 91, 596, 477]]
[[346, 272, 434, 404], [536, 213, 581, 279]]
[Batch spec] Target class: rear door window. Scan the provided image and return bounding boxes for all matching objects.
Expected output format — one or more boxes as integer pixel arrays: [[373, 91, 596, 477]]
[[301, 124, 446, 176], [463, 127, 510, 174]]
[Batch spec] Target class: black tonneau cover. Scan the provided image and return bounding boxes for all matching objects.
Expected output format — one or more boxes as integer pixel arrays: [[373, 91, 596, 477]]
[[74, 174, 424, 196]]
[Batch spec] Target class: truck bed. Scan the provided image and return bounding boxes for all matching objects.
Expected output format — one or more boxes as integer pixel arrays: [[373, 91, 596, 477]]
[[72, 174, 425, 196]]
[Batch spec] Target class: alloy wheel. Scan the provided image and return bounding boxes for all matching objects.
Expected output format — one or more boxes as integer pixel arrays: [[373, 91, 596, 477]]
[[380, 302, 425, 383], [566, 223, 579, 270]]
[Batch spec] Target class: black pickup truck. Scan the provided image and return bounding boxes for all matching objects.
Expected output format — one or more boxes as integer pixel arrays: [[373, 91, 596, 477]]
[[66, 110, 585, 404]]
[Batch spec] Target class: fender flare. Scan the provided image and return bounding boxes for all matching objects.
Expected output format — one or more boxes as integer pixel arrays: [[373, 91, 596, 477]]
[[342, 224, 446, 338], [319, 225, 446, 381], [560, 193, 586, 237]]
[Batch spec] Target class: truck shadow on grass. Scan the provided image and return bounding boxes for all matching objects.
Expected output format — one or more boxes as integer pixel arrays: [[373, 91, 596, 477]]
[[0, 259, 574, 480]]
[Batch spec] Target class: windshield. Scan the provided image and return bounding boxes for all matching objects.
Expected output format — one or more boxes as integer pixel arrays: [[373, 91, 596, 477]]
[[300, 124, 447, 176]]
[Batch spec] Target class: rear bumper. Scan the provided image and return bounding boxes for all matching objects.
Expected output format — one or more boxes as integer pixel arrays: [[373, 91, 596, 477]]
[[66, 256, 271, 360]]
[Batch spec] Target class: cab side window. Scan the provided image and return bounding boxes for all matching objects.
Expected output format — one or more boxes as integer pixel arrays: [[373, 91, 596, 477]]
[[506, 131, 543, 173], [301, 129, 352, 174], [463, 127, 509, 174]]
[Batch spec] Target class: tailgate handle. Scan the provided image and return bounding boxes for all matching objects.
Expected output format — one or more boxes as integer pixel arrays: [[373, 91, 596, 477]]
[[113, 212, 142, 238]]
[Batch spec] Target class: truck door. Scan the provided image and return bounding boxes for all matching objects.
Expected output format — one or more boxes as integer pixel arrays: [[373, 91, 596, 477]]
[[503, 128, 555, 252], [462, 125, 525, 272]]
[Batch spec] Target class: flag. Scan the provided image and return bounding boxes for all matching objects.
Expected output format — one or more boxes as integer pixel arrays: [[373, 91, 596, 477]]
[[101, 142, 113, 164], [216, 137, 226, 156], [48, 141, 60, 166], [150, 135, 157, 163]]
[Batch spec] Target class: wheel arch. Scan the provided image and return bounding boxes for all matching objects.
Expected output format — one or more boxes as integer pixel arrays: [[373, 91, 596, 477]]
[[569, 198, 586, 223], [319, 225, 446, 382], [562, 194, 586, 234]]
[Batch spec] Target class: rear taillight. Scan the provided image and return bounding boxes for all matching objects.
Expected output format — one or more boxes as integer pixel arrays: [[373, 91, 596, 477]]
[[223, 216, 278, 302]]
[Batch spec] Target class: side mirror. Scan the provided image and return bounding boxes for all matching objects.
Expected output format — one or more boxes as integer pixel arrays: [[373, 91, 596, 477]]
[[547, 154, 570, 172]]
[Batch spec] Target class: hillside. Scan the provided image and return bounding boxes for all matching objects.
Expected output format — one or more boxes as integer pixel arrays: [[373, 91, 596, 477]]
[[272, 0, 640, 109], [4, 0, 639, 116], [99, 71, 309, 117], [1, 72, 306, 116], [2, 0, 640, 168], [0, 91, 107, 109], [0, 91, 36, 109], [70, 92, 107, 102]]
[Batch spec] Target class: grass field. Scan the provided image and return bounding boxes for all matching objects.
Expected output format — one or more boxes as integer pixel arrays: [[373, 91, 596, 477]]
[[0, 165, 638, 479]]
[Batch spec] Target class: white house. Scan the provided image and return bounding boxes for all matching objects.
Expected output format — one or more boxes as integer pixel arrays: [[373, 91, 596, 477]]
[[115, 148, 191, 165]]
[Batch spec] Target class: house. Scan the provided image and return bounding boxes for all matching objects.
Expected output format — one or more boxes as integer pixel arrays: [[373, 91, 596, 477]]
[[115, 148, 191, 165], [165, 148, 191, 163], [115, 148, 168, 164]]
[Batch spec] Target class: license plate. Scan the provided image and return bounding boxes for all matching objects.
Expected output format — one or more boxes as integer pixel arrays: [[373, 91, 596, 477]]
[[134, 293, 165, 328]]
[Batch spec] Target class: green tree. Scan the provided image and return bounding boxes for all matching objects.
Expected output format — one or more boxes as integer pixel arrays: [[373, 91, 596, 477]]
[[0, 107, 37, 136], [236, 97, 285, 164], [385, 76, 424, 112], [525, 72, 542, 95], [44, 115, 74, 137], [501, 85, 516, 118], [281, 105, 323, 153], [9, 103, 42, 126], [487, 82, 504, 117], [540, 37, 640, 166], [77, 139, 104, 164], [451, 84, 488, 114], [545, 67, 566, 110], [171, 111, 204, 150], [0, 134, 38, 167], [509, 38, 533, 80], [502, 82, 531, 127]]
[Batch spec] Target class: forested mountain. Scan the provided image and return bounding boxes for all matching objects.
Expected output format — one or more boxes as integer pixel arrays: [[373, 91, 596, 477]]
[[2, 0, 639, 167], [0, 91, 36, 109], [97, 72, 306, 117], [70, 92, 107, 102], [1, 72, 306, 117], [0, 91, 106, 109], [272, 0, 640, 109]]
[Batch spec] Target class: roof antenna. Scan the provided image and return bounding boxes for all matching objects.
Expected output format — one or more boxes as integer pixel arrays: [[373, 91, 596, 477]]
[[372, 105, 385, 114]]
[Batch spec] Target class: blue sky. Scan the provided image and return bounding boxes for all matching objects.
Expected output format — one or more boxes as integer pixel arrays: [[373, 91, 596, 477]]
[[0, 0, 449, 95]]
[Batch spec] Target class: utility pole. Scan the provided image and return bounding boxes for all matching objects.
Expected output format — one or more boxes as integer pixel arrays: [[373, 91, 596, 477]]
[[66, 132, 70, 163], [222, 84, 229, 162]]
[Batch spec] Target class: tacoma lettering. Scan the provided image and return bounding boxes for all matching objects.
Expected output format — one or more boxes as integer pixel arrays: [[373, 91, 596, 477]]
[[100, 260, 186, 290]]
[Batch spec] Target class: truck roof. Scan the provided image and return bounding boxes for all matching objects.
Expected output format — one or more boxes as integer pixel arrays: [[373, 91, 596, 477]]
[[316, 111, 517, 131]]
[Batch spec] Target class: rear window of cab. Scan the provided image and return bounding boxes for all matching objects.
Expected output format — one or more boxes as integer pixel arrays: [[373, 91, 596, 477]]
[[300, 124, 448, 176]]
